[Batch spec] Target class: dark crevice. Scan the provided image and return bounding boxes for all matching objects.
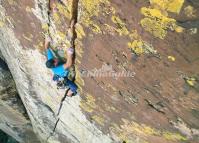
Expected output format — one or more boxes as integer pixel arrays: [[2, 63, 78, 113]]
[[46, 119, 60, 142], [45, 0, 80, 142], [0, 58, 29, 119], [70, 0, 79, 47], [177, 19, 199, 29], [56, 89, 70, 116], [0, 57, 40, 142], [0, 129, 18, 143]]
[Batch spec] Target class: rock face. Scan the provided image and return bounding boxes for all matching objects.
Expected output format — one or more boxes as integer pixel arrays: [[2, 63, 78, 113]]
[[0, 58, 39, 143], [0, 0, 199, 143]]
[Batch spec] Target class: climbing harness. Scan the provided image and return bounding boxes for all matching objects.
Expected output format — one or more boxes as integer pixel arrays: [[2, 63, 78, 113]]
[[53, 74, 69, 89]]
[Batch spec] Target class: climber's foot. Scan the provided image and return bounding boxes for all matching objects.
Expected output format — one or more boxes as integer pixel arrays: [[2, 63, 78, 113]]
[[66, 89, 73, 97]]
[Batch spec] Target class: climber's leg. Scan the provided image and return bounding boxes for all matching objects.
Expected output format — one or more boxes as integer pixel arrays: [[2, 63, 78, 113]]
[[66, 89, 73, 97], [63, 48, 74, 70], [65, 78, 78, 96]]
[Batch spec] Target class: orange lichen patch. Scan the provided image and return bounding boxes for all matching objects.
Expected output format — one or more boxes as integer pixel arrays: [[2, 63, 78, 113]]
[[141, 7, 176, 39], [110, 119, 187, 142], [80, 94, 97, 113], [150, 0, 184, 14]]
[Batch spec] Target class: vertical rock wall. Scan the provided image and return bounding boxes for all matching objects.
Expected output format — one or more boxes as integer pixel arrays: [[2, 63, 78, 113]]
[[0, 58, 39, 143]]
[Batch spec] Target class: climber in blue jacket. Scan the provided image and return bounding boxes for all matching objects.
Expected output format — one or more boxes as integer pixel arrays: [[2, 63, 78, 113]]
[[44, 37, 78, 97]]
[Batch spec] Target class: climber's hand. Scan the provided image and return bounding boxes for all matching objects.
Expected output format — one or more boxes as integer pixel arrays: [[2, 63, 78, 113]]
[[67, 47, 74, 55], [44, 36, 51, 49], [63, 48, 74, 70]]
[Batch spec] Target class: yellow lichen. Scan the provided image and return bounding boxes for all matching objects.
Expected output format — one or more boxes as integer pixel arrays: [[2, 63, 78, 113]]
[[111, 16, 129, 36], [34, 41, 43, 50], [141, 7, 176, 39], [184, 5, 196, 18], [57, 2, 72, 19], [129, 30, 139, 40], [128, 39, 157, 55], [41, 24, 49, 32], [90, 23, 102, 34], [75, 67, 84, 91], [26, 6, 32, 13], [110, 119, 187, 142], [0, 21, 5, 27], [128, 40, 144, 55], [185, 77, 197, 87], [81, 0, 108, 17], [163, 132, 187, 141], [57, 31, 66, 42], [92, 115, 105, 125], [80, 94, 97, 113], [175, 26, 184, 33], [22, 34, 33, 42], [104, 24, 117, 35], [80, 0, 109, 33], [141, 0, 185, 39], [150, 0, 184, 14], [52, 13, 61, 25], [75, 23, 86, 39], [8, 0, 16, 5], [168, 56, 176, 61]]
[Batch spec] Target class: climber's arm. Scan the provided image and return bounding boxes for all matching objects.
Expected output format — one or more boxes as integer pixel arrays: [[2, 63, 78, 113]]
[[63, 48, 74, 70], [44, 37, 54, 60], [44, 37, 51, 49]]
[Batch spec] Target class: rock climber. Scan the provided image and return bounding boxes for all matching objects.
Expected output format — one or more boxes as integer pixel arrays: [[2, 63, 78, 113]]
[[44, 37, 78, 97]]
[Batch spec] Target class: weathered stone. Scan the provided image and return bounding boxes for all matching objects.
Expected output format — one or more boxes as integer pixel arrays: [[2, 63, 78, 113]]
[[0, 58, 39, 143]]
